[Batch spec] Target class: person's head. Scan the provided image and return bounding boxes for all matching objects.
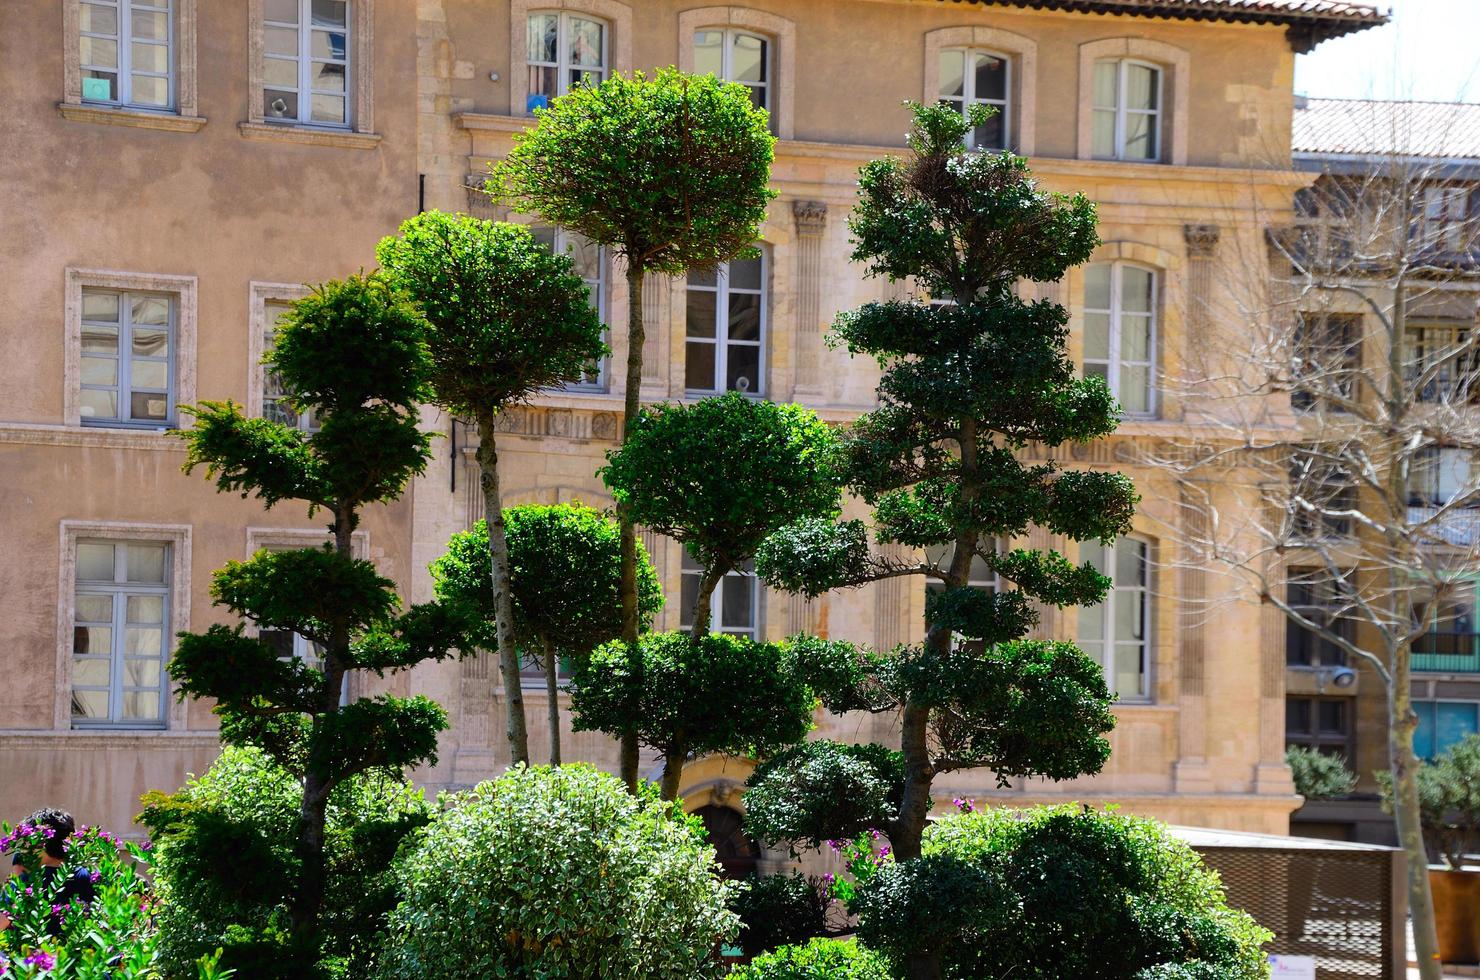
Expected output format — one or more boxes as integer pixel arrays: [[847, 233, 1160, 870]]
[[24, 809, 75, 863]]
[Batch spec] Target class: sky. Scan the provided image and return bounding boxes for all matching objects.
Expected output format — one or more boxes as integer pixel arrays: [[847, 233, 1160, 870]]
[[1295, 0, 1480, 102]]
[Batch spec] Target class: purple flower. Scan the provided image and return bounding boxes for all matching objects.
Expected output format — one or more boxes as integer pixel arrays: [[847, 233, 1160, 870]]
[[23, 951, 55, 970], [140, 841, 153, 851], [89, 872, 101, 884]]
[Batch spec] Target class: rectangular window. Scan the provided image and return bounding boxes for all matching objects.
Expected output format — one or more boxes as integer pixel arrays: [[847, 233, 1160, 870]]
[[1288, 449, 1355, 540], [72, 540, 170, 728], [79, 0, 174, 109], [1083, 263, 1156, 415], [1412, 446, 1473, 508], [681, 552, 759, 640], [1285, 568, 1353, 667], [1077, 538, 1150, 701], [1286, 696, 1353, 761], [694, 28, 769, 114], [263, 0, 351, 126], [1408, 324, 1478, 404], [80, 288, 175, 427], [531, 226, 607, 390], [1419, 186, 1471, 253], [938, 48, 1009, 151], [1292, 313, 1362, 412], [261, 299, 319, 430], [526, 11, 606, 111], [1414, 700, 1479, 760], [1415, 585, 1479, 671], [686, 255, 766, 395], [1092, 59, 1160, 162]]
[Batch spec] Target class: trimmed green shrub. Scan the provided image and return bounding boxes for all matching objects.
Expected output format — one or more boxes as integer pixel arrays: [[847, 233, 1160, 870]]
[[730, 872, 834, 959], [140, 747, 431, 979], [375, 765, 737, 980], [743, 742, 905, 853], [849, 805, 1269, 979], [1286, 746, 1356, 801], [1379, 732, 1480, 868], [730, 938, 892, 980]]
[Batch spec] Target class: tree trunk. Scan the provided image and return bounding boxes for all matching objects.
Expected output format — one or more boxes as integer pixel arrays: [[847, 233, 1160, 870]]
[[1392, 642, 1444, 979], [477, 416, 529, 766], [660, 734, 688, 802], [544, 637, 561, 766], [617, 260, 648, 792], [893, 701, 936, 861]]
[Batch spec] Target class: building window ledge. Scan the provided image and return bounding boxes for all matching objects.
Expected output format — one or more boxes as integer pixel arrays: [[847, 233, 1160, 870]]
[[237, 121, 381, 150], [57, 103, 208, 133], [0, 422, 183, 451]]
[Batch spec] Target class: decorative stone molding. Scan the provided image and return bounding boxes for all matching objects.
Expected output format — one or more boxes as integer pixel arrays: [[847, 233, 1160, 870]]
[[791, 200, 828, 395], [62, 0, 200, 121], [246, 0, 376, 136], [1075, 37, 1190, 166], [0, 424, 185, 451], [56, 520, 192, 731], [63, 268, 198, 429], [246, 282, 314, 420], [1183, 224, 1221, 258], [237, 122, 382, 150], [509, 0, 633, 117], [922, 25, 1038, 156], [676, 6, 796, 140]]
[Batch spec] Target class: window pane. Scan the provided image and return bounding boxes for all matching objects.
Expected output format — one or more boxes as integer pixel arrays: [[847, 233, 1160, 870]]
[[973, 53, 1007, 101], [1077, 605, 1103, 643], [1116, 540, 1146, 586], [686, 343, 717, 391], [125, 627, 163, 657], [265, 0, 298, 22], [134, 361, 169, 390], [126, 594, 164, 624], [1114, 591, 1144, 641], [680, 572, 699, 628], [1092, 108, 1116, 158], [83, 291, 121, 322], [130, 73, 169, 106], [131, 9, 168, 40], [311, 0, 346, 28], [569, 16, 604, 68], [77, 542, 116, 581], [726, 293, 761, 341], [694, 31, 724, 77], [566, 233, 602, 280], [72, 690, 109, 721], [131, 326, 168, 358], [81, 357, 118, 386], [728, 257, 763, 291], [124, 658, 162, 688], [1125, 64, 1159, 110], [72, 660, 111, 688], [527, 13, 557, 63], [311, 94, 346, 123], [80, 389, 118, 419], [266, 25, 298, 56], [528, 66, 556, 101], [76, 595, 113, 622], [1119, 366, 1150, 413], [722, 575, 755, 627], [726, 344, 761, 394], [260, 57, 297, 88], [122, 691, 162, 720], [1114, 644, 1145, 697], [81, 36, 118, 69], [1124, 113, 1156, 161], [131, 40, 169, 73], [126, 544, 167, 583], [1121, 314, 1151, 362], [81, 3, 119, 34], [972, 117, 1005, 152], [938, 50, 965, 98], [73, 627, 112, 655], [311, 29, 347, 60], [686, 291, 716, 338], [314, 62, 347, 92], [1317, 699, 1348, 735], [1084, 265, 1112, 310], [130, 391, 169, 421], [1083, 312, 1111, 361], [731, 34, 766, 83], [1093, 61, 1117, 108], [127, 293, 166, 325]]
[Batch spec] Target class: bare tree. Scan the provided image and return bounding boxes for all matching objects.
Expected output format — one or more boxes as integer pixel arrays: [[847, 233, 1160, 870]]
[[1151, 100, 1480, 979]]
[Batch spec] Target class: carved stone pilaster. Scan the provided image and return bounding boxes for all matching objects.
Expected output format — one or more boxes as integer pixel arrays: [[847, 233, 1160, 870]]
[[1183, 223, 1221, 258], [452, 652, 496, 785], [792, 201, 829, 396], [1173, 485, 1214, 793], [873, 543, 910, 651], [641, 272, 667, 386], [1256, 562, 1296, 793]]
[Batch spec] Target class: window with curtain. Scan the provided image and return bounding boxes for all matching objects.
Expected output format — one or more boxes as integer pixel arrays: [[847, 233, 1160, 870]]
[[1083, 262, 1156, 415], [526, 11, 606, 111], [1091, 59, 1160, 161], [694, 29, 769, 114], [938, 48, 1009, 151], [72, 540, 171, 727], [1077, 537, 1151, 701], [80, 288, 175, 427], [80, 0, 175, 109]]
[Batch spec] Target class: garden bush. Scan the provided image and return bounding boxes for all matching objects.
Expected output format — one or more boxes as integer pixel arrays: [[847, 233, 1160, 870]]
[[849, 805, 1269, 979], [374, 764, 737, 980], [729, 872, 835, 959], [1286, 746, 1356, 801], [730, 938, 892, 980], [139, 746, 430, 979]]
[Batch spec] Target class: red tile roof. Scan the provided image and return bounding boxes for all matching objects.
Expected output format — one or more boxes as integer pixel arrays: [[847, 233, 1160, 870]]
[[1294, 98, 1480, 161]]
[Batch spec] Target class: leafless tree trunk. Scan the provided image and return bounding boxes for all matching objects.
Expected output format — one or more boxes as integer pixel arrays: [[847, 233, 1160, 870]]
[[477, 415, 529, 766], [544, 637, 561, 766], [617, 260, 647, 792]]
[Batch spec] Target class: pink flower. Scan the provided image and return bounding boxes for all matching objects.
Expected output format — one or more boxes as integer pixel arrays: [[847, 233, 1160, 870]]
[[23, 951, 55, 970]]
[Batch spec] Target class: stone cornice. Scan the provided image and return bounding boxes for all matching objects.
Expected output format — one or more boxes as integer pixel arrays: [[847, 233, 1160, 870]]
[[56, 104, 208, 133]]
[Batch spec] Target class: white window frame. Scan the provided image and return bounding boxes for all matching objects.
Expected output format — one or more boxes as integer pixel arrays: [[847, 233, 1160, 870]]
[[78, 287, 178, 429], [531, 226, 609, 392], [1422, 186, 1470, 252], [78, 0, 176, 110], [1083, 261, 1158, 417], [693, 27, 770, 114], [685, 254, 767, 397], [262, 0, 353, 128], [1092, 58, 1162, 162], [248, 282, 315, 425], [938, 47, 1011, 152], [524, 10, 609, 110], [71, 539, 172, 729], [57, 521, 191, 732], [681, 553, 760, 641], [1078, 537, 1152, 702]]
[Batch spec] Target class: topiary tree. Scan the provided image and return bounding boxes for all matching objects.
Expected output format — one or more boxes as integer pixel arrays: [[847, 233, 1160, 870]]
[[430, 504, 663, 764], [729, 872, 839, 960], [140, 746, 432, 980], [570, 631, 817, 800], [1380, 733, 1480, 869], [374, 764, 738, 980], [377, 213, 607, 766], [169, 273, 473, 954], [729, 938, 893, 980], [747, 103, 1136, 979], [1286, 745, 1357, 802], [497, 69, 776, 789]]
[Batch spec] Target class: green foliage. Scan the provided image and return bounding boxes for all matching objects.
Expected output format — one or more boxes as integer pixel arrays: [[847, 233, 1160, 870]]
[[375, 212, 607, 418], [431, 507, 662, 657], [851, 805, 1270, 980], [496, 68, 775, 276], [140, 747, 431, 980], [755, 518, 874, 599], [570, 631, 817, 760], [601, 393, 844, 574], [729, 873, 835, 959], [1286, 746, 1357, 801], [1379, 733, 1480, 869], [729, 938, 892, 980], [743, 742, 906, 852], [375, 765, 737, 980]]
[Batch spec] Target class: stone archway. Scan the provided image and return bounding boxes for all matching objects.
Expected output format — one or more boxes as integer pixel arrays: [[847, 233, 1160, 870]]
[[694, 803, 761, 880]]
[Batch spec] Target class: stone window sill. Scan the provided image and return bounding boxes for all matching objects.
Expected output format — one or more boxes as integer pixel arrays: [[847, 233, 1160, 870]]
[[57, 103, 208, 133], [238, 121, 382, 150]]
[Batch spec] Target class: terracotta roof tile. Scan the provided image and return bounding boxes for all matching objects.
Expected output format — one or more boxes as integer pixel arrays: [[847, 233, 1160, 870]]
[[1294, 98, 1480, 161]]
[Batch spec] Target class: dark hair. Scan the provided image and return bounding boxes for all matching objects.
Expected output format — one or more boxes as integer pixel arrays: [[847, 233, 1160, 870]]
[[25, 808, 75, 861]]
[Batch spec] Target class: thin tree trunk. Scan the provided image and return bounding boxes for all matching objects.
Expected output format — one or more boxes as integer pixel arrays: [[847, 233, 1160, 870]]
[[477, 416, 529, 766], [617, 260, 648, 792], [657, 566, 723, 801], [544, 637, 561, 766], [1394, 642, 1443, 978]]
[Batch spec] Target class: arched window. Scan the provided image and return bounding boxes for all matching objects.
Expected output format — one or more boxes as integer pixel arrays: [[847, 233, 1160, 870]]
[[938, 48, 1010, 151], [526, 10, 607, 110], [1083, 262, 1157, 415], [693, 28, 769, 113], [685, 251, 766, 395], [1092, 59, 1161, 161], [1077, 537, 1151, 702]]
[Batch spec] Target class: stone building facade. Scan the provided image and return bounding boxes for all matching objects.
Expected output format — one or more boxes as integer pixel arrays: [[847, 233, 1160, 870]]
[[0, 0, 1382, 836]]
